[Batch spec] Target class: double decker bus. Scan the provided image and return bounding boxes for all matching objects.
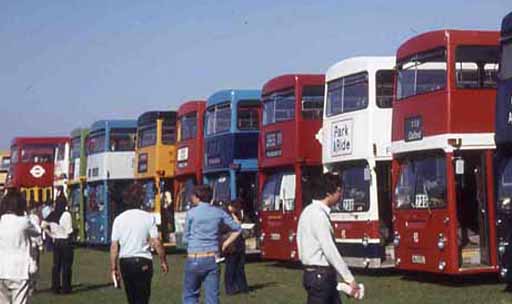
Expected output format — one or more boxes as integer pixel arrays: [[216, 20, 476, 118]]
[[7, 137, 69, 206], [135, 111, 177, 245], [174, 101, 206, 249], [203, 90, 261, 252], [259, 74, 325, 261], [0, 151, 10, 194], [85, 120, 137, 245], [495, 11, 512, 279], [53, 139, 70, 199], [391, 30, 500, 274], [68, 128, 89, 242], [321, 57, 395, 268]]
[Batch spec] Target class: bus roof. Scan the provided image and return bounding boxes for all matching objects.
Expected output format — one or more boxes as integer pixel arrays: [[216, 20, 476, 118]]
[[262, 74, 325, 96], [178, 100, 206, 117], [137, 111, 177, 126], [11, 136, 69, 146], [326, 56, 395, 82], [70, 128, 89, 139], [502, 11, 512, 39], [207, 89, 261, 107], [89, 120, 137, 132], [397, 30, 499, 62]]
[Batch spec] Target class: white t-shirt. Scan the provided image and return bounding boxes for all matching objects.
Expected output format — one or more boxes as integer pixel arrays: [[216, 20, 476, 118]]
[[0, 214, 40, 280], [111, 209, 158, 260]]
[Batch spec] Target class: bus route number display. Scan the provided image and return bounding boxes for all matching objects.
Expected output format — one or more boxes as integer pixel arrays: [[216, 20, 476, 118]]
[[405, 116, 423, 142], [331, 119, 353, 156]]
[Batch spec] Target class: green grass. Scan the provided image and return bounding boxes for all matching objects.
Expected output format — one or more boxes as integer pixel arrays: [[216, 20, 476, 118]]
[[32, 248, 512, 304]]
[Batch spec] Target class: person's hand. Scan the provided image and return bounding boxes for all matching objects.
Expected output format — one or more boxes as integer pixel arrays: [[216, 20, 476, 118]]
[[161, 262, 169, 274], [111, 269, 121, 288], [40, 221, 49, 229], [221, 241, 229, 253], [349, 280, 359, 297]]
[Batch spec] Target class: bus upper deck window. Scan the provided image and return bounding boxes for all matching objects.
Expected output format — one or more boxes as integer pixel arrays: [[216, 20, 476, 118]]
[[455, 46, 499, 89], [10, 146, 18, 164], [179, 112, 197, 142], [302, 86, 324, 120], [397, 48, 447, 100], [110, 131, 136, 152], [326, 72, 369, 116], [162, 122, 176, 145], [501, 40, 512, 81], [376, 70, 394, 108], [138, 125, 157, 148], [237, 102, 259, 130], [262, 89, 295, 125]]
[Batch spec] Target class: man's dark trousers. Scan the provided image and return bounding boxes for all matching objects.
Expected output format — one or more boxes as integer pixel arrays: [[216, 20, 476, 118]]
[[303, 267, 341, 304], [119, 257, 153, 304]]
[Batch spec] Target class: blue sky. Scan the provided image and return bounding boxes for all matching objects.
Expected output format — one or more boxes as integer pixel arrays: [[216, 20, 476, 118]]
[[0, 0, 510, 148]]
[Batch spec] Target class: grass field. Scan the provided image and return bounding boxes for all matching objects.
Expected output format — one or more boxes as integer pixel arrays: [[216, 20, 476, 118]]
[[32, 248, 512, 304]]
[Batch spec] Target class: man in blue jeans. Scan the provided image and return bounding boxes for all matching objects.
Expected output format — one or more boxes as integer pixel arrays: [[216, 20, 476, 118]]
[[183, 185, 241, 304]]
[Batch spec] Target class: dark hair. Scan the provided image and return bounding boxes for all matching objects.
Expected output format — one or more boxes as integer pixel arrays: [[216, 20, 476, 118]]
[[46, 193, 68, 223], [122, 182, 145, 210], [0, 189, 27, 217], [192, 185, 212, 203], [311, 172, 342, 200]]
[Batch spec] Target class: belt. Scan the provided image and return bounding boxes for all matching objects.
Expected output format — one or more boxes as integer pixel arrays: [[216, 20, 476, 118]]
[[304, 265, 336, 272], [187, 252, 216, 258], [120, 257, 151, 263]]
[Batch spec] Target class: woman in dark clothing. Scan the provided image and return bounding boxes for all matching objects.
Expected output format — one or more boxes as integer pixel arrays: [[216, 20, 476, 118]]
[[42, 194, 74, 294], [224, 199, 249, 295]]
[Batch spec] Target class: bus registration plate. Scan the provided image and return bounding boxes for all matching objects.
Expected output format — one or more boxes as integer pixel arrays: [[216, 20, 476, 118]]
[[411, 255, 426, 264]]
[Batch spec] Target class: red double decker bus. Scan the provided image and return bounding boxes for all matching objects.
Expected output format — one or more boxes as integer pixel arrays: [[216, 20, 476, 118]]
[[174, 100, 206, 249], [8, 137, 69, 205], [259, 74, 325, 261], [391, 30, 500, 274]]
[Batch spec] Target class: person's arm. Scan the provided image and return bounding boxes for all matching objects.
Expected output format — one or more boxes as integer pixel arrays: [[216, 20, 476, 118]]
[[314, 211, 356, 284], [110, 241, 120, 273], [220, 210, 242, 252], [148, 217, 169, 273], [183, 212, 191, 244], [150, 237, 169, 273]]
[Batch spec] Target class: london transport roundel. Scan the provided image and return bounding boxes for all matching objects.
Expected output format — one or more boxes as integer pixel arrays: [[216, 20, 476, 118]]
[[30, 165, 46, 178]]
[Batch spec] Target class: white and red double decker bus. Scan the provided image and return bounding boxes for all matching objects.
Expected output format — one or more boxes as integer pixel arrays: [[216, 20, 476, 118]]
[[8, 136, 69, 206], [321, 57, 396, 268], [391, 30, 500, 274]]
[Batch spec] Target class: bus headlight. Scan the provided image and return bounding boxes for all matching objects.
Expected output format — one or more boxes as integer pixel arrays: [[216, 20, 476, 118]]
[[396, 258, 401, 266], [290, 250, 297, 259], [499, 242, 508, 255], [362, 235, 369, 247], [437, 233, 446, 250], [393, 232, 400, 247], [260, 233, 266, 242], [501, 268, 508, 278], [288, 232, 296, 243], [500, 198, 512, 211], [438, 260, 447, 271]]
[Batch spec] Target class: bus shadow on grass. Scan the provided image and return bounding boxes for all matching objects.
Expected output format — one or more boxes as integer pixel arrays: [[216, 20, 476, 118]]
[[400, 272, 501, 287], [265, 261, 402, 278], [37, 283, 113, 294]]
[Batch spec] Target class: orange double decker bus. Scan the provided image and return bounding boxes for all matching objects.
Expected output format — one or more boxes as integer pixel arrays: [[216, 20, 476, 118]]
[[135, 111, 178, 245]]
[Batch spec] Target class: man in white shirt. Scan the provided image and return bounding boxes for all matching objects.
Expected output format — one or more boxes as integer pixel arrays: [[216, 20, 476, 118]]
[[297, 173, 359, 304], [110, 183, 169, 304]]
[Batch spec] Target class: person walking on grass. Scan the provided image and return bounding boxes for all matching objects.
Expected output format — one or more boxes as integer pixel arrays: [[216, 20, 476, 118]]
[[224, 199, 249, 295], [0, 190, 40, 304], [297, 173, 360, 304], [110, 183, 169, 304], [183, 185, 241, 304], [42, 193, 74, 294]]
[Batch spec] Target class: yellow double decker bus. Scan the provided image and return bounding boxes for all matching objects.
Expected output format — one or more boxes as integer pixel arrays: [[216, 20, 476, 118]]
[[0, 150, 10, 194], [135, 111, 178, 245]]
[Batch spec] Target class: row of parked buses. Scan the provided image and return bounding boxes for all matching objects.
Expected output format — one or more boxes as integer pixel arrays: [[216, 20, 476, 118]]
[[3, 12, 512, 277]]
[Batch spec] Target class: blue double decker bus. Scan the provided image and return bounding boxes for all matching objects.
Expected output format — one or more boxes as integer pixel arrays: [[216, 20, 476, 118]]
[[203, 90, 261, 252], [495, 11, 512, 280], [85, 120, 137, 245]]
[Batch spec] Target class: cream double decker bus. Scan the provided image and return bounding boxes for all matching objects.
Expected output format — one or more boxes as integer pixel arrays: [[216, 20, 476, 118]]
[[320, 56, 396, 268]]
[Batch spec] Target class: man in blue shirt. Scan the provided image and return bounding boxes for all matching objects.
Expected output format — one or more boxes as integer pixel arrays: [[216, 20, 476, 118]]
[[183, 185, 241, 304]]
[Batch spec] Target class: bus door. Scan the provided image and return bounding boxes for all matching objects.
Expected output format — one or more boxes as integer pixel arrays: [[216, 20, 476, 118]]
[[235, 172, 259, 252], [455, 151, 491, 268], [261, 171, 297, 260], [376, 161, 394, 263]]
